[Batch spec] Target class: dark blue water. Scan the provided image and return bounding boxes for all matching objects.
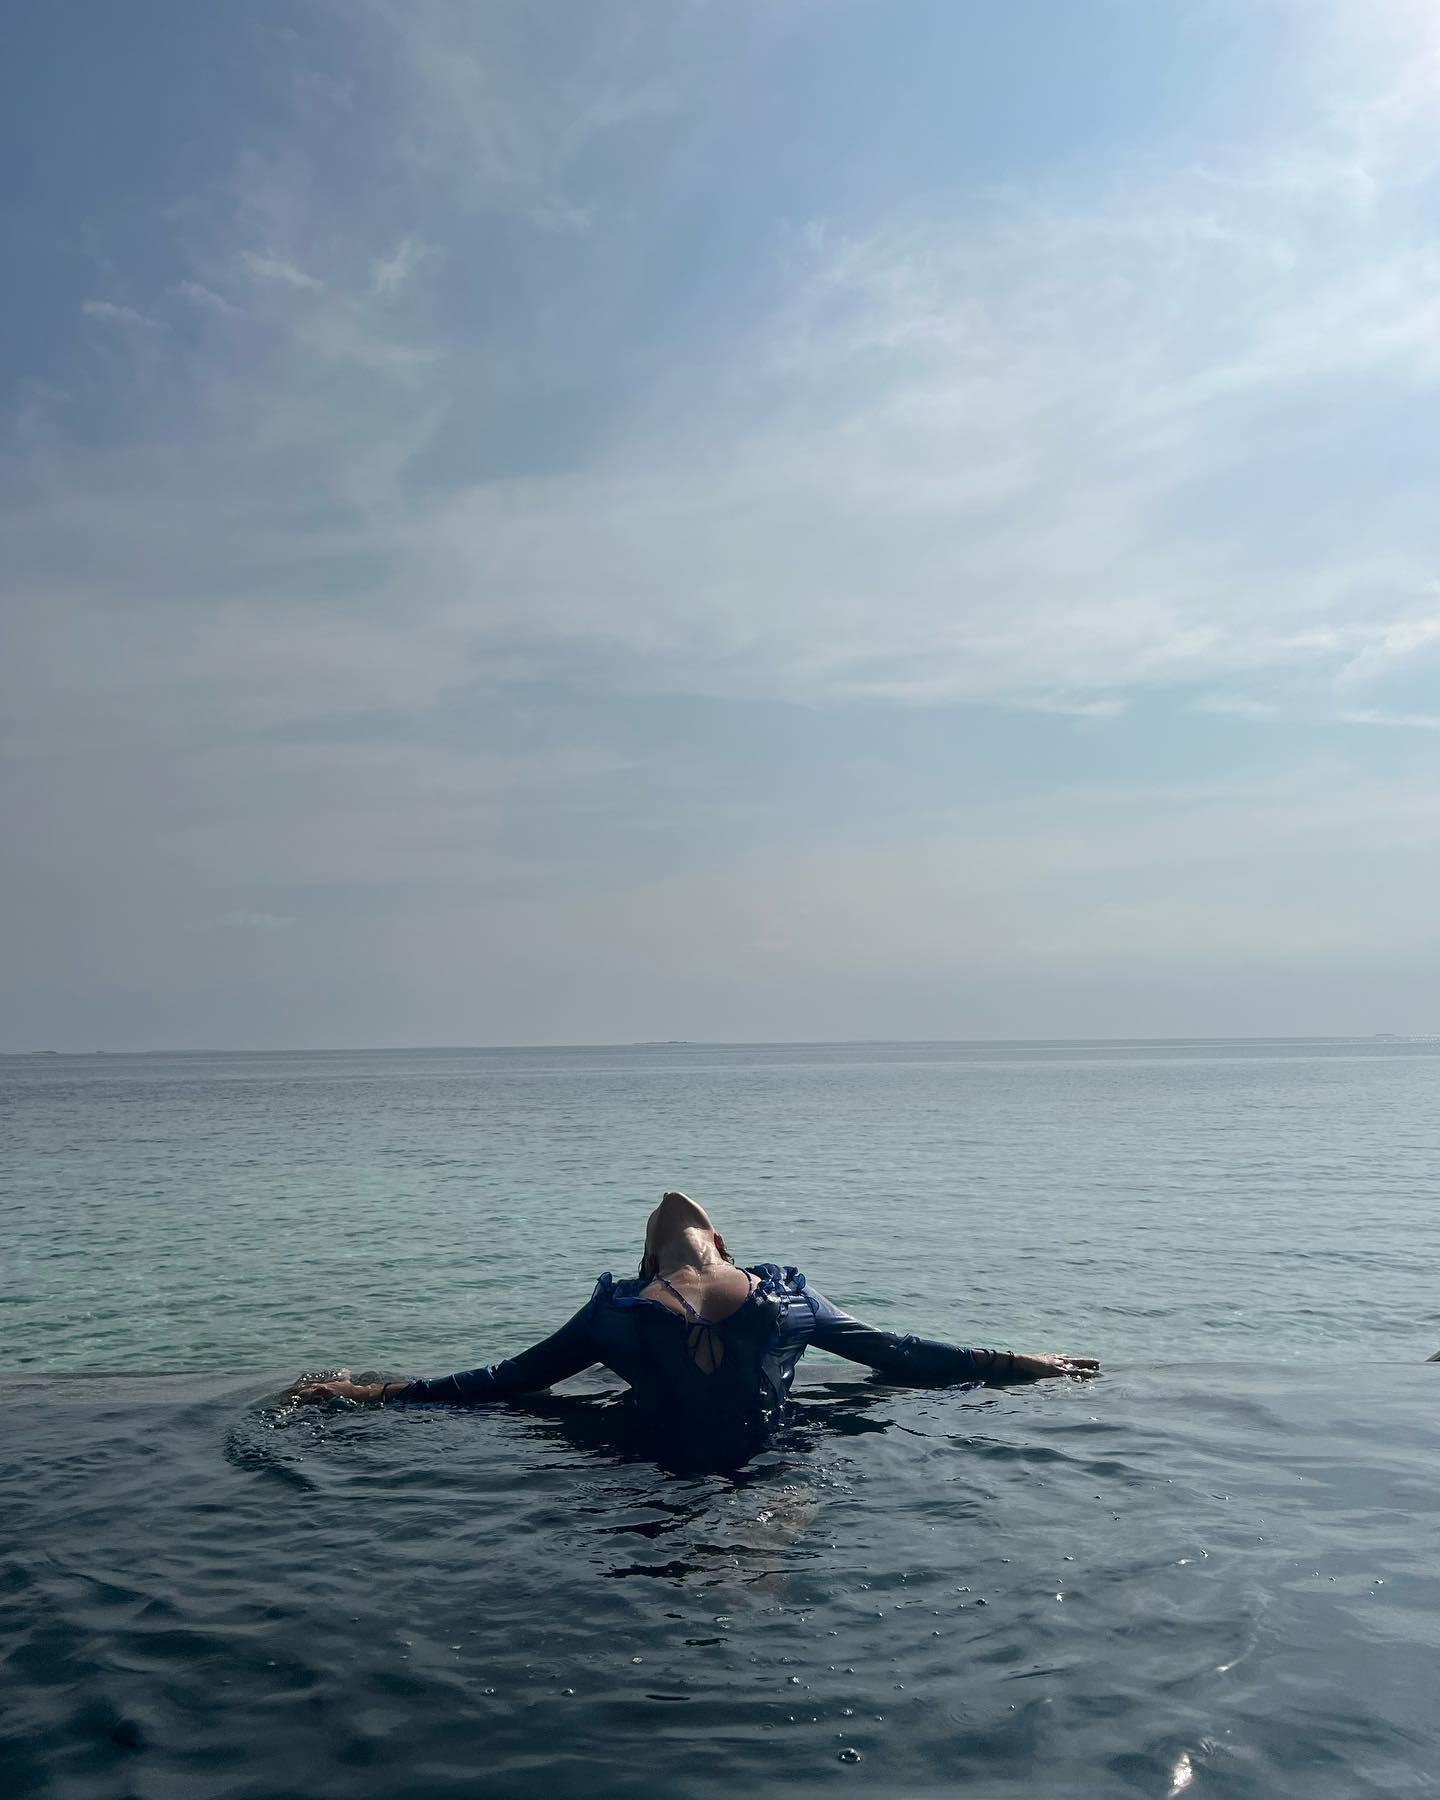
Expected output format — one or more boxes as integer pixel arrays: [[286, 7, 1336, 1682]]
[[4, 1041, 1439, 1795], [5, 1368, 1438, 1798]]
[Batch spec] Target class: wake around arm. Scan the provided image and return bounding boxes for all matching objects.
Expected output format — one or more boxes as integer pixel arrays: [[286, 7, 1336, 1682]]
[[802, 1288, 1097, 1385]]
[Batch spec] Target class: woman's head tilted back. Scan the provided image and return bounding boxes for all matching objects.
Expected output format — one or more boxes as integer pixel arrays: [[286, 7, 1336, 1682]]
[[639, 1190, 732, 1280]]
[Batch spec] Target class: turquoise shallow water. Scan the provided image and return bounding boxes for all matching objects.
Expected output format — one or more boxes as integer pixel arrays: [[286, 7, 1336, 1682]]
[[4, 1040, 1440, 1798], [3, 1039, 1438, 1373]]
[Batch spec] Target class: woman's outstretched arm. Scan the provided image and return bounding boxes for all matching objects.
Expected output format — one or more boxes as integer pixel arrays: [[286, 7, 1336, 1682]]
[[292, 1301, 601, 1406], [800, 1286, 1097, 1384]]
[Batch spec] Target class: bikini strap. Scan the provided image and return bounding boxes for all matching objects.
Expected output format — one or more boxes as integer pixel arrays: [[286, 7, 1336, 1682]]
[[654, 1274, 707, 1323], [654, 1270, 756, 1326]]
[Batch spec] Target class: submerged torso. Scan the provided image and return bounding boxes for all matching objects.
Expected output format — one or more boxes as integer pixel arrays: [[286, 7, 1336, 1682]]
[[589, 1266, 804, 1467]]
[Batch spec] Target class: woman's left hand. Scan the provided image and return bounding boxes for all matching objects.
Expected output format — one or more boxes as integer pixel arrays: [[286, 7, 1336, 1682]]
[[1015, 1353, 1100, 1380]]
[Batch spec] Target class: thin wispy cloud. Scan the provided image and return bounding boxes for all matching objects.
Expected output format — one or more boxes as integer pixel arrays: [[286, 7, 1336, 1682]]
[[171, 280, 242, 317], [1191, 696, 1281, 719], [238, 251, 324, 292], [1341, 708, 1440, 732], [81, 299, 167, 329]]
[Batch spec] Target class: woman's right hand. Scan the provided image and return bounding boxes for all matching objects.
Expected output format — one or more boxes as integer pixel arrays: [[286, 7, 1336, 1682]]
[[290, 1369, 384, 1404]]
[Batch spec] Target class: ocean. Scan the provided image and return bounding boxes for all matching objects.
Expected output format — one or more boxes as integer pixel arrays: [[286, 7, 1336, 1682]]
[[3, 1039, 1439, 1797]]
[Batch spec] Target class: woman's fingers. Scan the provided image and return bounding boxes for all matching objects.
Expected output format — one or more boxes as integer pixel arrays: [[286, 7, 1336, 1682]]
[[1028, 1353, 1101, 1379], [289, 1368, 349, 1393], [290, 1369, 353, 1402]]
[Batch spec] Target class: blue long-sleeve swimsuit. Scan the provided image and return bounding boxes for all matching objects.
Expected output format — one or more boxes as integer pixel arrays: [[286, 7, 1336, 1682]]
[[400, 1265, 1000, 1467]]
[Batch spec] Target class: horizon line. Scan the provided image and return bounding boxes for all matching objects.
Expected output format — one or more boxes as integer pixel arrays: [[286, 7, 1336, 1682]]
[[5, 1032, 1430, 1058]]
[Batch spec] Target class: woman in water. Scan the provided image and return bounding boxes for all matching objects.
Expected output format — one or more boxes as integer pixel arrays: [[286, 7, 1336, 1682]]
[[294, 1191, 1098, 1468]]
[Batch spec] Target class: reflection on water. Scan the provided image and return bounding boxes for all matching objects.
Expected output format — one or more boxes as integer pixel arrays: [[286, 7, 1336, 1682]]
[[5, 1367, 1439, 1798], [233, 1378, 897, 1590]]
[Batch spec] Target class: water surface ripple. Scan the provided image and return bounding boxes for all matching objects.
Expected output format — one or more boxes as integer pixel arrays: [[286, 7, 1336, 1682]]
[[3, 1369, 1437, 1798]]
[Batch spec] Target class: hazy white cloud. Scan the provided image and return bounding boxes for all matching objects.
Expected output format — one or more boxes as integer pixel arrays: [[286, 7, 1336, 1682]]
[[26, 0, 1440, 719], [273, 765, 1440, 1045], [1335, 610, 1440, 685], [176, 740, 632, 888]]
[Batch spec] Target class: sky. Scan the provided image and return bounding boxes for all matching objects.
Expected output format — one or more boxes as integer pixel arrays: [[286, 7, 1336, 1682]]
[[4, 0, 1440, 1050]]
